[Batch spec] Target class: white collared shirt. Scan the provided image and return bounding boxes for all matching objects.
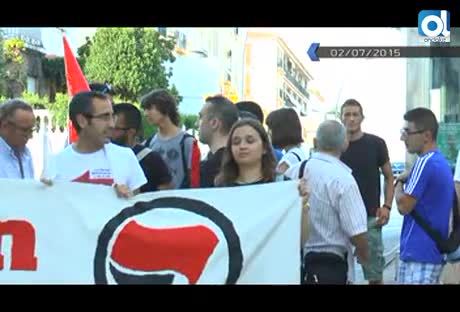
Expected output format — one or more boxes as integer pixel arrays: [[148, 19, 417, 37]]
[[302, 152, 368, 258]]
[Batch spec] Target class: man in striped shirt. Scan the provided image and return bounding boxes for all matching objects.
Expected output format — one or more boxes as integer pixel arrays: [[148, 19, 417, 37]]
[[395, 108, 453, 284], [301, 120, 369, 284]]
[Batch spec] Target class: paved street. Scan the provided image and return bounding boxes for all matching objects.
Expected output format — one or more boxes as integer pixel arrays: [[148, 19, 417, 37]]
[[353, 176, 403, 284]]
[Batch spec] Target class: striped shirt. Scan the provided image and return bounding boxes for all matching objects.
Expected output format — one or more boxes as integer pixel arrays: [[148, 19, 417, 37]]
[[0, 136, 34, 179], [302, 152, 368, 258]]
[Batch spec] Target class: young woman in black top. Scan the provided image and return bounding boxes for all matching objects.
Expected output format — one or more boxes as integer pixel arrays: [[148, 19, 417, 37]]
[[214, 119, 310, 239]]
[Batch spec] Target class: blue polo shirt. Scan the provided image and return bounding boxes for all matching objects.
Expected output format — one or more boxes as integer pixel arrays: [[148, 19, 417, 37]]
[[400, 149, 454, 264]]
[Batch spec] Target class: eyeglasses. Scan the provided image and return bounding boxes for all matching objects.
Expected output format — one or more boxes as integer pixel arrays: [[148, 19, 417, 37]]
[[7, 120, 36, 134], [400, 128, 426, 137], [83, 112, 115, 122]]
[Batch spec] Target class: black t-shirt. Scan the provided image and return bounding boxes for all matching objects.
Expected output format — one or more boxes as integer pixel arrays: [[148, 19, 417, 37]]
[[228, 179, 269, 187], [200, 147, 226, 188], [132, 144, 172, 193], [340, 133, 389, 217], [227, 175, 289, 187]]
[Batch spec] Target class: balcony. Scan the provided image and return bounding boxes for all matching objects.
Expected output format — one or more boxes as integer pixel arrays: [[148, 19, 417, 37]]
[[284, 71, 310, 99], [284, 94, 307, 117]]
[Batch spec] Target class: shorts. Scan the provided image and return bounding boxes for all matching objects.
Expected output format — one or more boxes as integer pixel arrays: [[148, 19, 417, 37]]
[[361, 217, 384, 281], [398, 261, 443, 284]]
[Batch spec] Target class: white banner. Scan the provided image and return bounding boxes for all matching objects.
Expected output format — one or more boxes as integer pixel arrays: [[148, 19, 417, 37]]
[[0, 179, 301, 284]]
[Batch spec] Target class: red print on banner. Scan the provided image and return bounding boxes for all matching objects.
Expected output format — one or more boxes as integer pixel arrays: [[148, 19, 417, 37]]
[[0, 220, 37, 271]]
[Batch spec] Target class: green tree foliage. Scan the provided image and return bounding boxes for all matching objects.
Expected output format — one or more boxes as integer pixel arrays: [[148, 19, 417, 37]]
[[181, 114, 198, 131], [21, 91, 69, 130], [3, 38, 27, 98], [42, 56, 67, 98], [76, 36, 92, 71], [84, 28, 181, 103]]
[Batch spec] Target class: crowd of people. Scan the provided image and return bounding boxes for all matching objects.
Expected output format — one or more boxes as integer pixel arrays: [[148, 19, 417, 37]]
[[1, 84, 459, 285]]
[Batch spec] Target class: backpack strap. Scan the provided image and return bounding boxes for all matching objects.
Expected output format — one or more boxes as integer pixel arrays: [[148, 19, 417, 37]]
[[298, 158, 310, 179], [180, 133, 193, 171], [144, 134, 155, 148], [410, 187, 460, 254], [291, 151, 302, 162], [179, 132, 200, 188], [136, 147, 152, 162]]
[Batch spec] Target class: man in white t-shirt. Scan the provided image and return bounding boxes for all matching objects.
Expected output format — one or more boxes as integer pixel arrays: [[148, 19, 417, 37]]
[[42, 91, 146, 198]]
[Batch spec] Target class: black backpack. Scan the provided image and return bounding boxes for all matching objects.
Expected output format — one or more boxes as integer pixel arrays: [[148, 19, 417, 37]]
[[410, 188, 460, 262]]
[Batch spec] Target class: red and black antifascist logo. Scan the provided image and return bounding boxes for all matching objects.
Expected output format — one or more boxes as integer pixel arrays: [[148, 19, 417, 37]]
[[94, 197, 243, 284]]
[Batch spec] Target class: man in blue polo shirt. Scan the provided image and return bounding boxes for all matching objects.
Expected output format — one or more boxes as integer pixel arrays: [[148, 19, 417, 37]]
[[395, 107, 453, 284]]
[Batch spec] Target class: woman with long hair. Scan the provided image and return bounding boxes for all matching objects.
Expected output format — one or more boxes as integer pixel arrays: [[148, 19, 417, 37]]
[[215, 118, 278, 186], [215, 118, 310, 248]]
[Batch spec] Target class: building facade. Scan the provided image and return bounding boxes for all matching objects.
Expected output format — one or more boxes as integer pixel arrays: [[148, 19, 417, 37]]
[[1, 28, 49, 98], [243, 31, 323, 146], [405, 28, 460, 169]]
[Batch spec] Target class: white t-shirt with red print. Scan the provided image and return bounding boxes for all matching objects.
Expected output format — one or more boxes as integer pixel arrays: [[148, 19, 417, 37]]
[[53, 143, 147, 191]]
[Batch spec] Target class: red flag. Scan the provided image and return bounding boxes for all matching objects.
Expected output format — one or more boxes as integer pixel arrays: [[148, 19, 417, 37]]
[[63, 34, 90, 144]]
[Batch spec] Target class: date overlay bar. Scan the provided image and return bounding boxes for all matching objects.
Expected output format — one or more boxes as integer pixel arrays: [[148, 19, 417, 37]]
[[307, 43, 460, 61]]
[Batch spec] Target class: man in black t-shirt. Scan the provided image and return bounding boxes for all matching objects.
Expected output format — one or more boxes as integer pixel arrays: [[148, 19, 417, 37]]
[[340, 99, 395, 285], [199, 95, 239, 187], [112, 103, 172, 192]]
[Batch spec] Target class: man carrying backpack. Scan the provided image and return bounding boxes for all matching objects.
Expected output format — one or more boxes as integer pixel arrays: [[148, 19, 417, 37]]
[[395, 108, 453, 284], [141, 89, 200, 189]]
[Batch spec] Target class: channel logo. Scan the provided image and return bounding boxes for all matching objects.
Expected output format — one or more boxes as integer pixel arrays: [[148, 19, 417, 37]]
[[418, 10, 450, 43]]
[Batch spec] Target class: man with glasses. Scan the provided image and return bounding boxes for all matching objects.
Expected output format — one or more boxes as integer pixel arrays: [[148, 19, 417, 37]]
[[0, 99, 36, 179], [112, 103, 172, 192], [65, 82, 116, 146], [395, 107, 453, 284], [43, 91, 146, 198]]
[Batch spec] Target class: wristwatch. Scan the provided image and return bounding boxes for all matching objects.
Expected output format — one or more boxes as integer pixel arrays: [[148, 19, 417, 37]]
[[383, 204, 392, 210]]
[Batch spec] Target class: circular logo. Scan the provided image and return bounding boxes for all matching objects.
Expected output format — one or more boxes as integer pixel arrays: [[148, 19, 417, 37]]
[[421, 15, 444, 37], [94, 197, 243, 284]]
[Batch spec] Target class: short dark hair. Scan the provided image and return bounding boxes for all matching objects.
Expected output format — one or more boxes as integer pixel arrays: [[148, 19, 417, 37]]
[[69, 91, 109, 133], [0, 99, 33, 126], [89, 82, 115, 95], [341, 99, 364, 116], [205, 95, 238, 134], [235, 101, 264, 123], [113, 103, 142, 132], [140, 89, 180, 126], [266, 108, 303, 149], [404, 107, 439, 141]]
